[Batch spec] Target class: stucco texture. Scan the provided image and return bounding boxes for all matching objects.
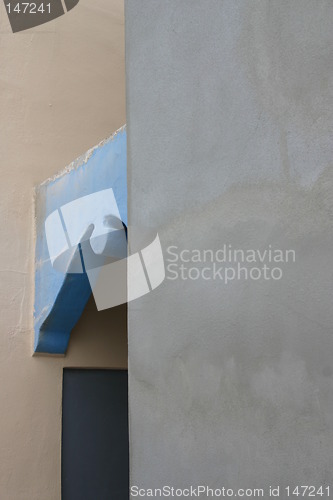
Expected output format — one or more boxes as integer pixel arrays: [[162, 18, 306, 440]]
[[0, 1, 127, 498], [126, 0, 333, 494]]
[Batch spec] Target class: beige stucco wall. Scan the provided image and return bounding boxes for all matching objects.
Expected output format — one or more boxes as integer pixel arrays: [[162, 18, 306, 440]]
[[0, 1, 126, 498]]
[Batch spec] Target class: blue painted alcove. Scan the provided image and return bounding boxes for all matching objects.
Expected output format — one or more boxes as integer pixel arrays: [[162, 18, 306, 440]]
[[34, 126, 127, 355]]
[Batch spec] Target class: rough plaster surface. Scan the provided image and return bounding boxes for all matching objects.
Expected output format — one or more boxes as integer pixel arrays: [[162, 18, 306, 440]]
[[0, 0, 126, 498], [126, 0, 333, 494]]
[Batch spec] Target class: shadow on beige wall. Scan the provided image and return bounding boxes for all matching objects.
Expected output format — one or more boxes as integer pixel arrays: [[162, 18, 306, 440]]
[[67, 298, 127, 368], [0, 0, 126, 498]]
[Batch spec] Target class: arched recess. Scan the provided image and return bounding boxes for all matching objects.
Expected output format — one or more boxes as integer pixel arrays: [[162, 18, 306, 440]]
[[34, 126, 127, 355]]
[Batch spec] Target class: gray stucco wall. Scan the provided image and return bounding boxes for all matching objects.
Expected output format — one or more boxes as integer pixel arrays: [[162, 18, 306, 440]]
[[126, 1, 333, 495]]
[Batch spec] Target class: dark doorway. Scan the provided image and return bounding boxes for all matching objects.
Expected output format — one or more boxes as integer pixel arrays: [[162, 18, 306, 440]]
[[62, 369, 129, 500]]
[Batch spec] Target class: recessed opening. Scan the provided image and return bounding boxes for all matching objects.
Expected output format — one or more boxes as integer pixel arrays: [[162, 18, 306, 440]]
[[61, 368, 129, 500]]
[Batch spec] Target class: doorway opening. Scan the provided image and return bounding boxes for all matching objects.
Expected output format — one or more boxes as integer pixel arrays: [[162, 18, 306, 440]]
[[61, 368, 129, 500]]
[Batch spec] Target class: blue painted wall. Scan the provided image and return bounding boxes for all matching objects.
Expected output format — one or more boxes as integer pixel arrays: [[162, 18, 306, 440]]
[[34, 127, 127, 354]]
